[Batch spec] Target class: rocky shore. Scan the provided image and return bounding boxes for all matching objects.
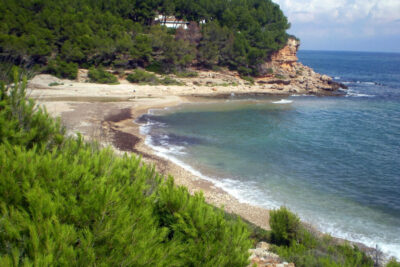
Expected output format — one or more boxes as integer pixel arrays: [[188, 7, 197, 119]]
[[257, 38, 347, 94]]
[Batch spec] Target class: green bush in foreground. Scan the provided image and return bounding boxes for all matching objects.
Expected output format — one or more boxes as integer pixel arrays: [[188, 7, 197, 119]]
[[0, 73, 251, 266], [269, 207, 374, 267], [270, 206, 301, 246], [88, 67, 119, 84]]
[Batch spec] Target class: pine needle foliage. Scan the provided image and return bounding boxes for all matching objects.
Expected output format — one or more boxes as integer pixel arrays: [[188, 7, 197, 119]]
[[0, 73, 252, 266], [269, 207, 374, 267]]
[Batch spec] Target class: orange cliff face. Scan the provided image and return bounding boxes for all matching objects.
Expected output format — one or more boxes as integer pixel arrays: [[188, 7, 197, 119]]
[[259, 38, 300, 76], [256, 38, 347, 94], [270, 38, 300, 71]]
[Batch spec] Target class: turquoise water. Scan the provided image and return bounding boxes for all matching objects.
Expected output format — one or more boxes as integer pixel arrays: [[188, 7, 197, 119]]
[[139, 51, 400, 258]]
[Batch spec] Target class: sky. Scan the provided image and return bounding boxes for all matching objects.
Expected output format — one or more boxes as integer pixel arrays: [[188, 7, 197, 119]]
[[273, 0, 400, 52]]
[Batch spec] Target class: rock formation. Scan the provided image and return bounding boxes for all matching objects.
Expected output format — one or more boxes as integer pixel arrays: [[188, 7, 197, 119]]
[[257, 38, 347, 95], [248, 242, 295, 267], [270, 38, 300, 71]]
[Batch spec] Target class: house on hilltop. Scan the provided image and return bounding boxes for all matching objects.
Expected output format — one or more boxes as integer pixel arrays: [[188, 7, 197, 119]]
[[155, 15, 189, 29]]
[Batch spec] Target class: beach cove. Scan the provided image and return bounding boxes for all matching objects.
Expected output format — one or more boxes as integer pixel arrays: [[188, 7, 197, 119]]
[[27, 50, 400, 261]]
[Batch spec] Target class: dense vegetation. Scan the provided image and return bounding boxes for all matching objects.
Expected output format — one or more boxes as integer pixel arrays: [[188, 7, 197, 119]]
[[0, 0, 290, 76], [0, 72, 252, 265], [88, 67, 119, 84]]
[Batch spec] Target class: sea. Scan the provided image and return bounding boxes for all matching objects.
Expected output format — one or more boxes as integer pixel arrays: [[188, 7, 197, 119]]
[[139, 51, 400, 258]]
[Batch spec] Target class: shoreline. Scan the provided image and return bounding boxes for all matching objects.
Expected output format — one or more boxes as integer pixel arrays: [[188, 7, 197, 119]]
[[28, 73, 385, 261], [105, 95, 273, 230]]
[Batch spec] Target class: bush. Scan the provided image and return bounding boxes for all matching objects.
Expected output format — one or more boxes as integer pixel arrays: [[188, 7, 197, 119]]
[[175, 71, 199, 78], [159, 76, 183, 85], [275, 74, 286, 80], [269, 207, 374, 267], [270, 207, 301, 246], [47, 60, 78, 80], [48, 82, 64, 86], [241, 75, 255, 85], [88, 67, 119, 84], [0, 70, 65, 149], [146, 61, 164, 74], [127, 69, 159, 84]]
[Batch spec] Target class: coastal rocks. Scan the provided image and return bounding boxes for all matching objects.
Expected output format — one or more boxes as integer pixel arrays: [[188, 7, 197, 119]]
[[258, 79, 291, 85], [256, 38, 347, 95], [321, 74, 332, 82], [248, 242, 295, 267], [269, 38, 300, 71]]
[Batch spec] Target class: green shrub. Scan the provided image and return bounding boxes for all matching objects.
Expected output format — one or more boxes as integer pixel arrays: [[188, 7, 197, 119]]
[[88, 67, 119, 84], [146, 62, 164, 74], [48, 82, 64, 86], [275, 74, 286, 80], [175, 71, 199, 78], [270, 207, 301, 246], [127, 69, 159, 84], [241, 76, 255, 85], [47, 60, 78, 80], [269, 207, 374, 267], [159, 76, 183, 85], [0, 71, 65, 149]]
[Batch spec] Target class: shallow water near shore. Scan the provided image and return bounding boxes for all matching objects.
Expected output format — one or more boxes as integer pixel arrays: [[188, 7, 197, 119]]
[[140, 51, 400, 258]]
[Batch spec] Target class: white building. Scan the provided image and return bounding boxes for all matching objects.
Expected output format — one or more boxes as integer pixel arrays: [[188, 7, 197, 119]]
[[155, 15, 189, 29]]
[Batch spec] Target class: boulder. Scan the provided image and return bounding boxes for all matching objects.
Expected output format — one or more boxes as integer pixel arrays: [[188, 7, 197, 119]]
[[321, 74, 332, 82]]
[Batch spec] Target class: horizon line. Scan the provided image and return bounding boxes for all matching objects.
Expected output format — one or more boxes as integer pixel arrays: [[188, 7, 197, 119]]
[[299, 48, 400, 54]]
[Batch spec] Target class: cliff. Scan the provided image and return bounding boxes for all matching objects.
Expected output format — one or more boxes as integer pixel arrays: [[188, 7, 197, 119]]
[[270, 38, 300, 71], [257, 38, 347, 95]]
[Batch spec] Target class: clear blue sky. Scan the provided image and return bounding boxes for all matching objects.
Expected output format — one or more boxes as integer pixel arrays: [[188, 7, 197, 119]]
[[274, 0, 400, 52]]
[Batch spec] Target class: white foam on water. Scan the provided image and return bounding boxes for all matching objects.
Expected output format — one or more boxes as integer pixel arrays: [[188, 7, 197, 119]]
[[140, 120, 281, 210], [272, 99, 293, 104], [334, 76, 341, 80], [291, 94, 316, 97], [346, 93, 375, 98], [318, 220, 400, 260], [346, 89, 375, 98]]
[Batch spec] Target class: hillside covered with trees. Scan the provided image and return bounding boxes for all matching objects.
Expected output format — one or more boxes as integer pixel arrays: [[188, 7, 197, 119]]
[[0, 0, 290, 77]]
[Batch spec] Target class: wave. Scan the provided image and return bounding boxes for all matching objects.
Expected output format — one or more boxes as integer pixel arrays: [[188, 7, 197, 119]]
[[334, 76, 341, 80], [143, 129, 281, 209], [321, 222, 400, 259], [346, 93, 375, 98], [346, 90, 375, 98], [273, 99, 293, 104]]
